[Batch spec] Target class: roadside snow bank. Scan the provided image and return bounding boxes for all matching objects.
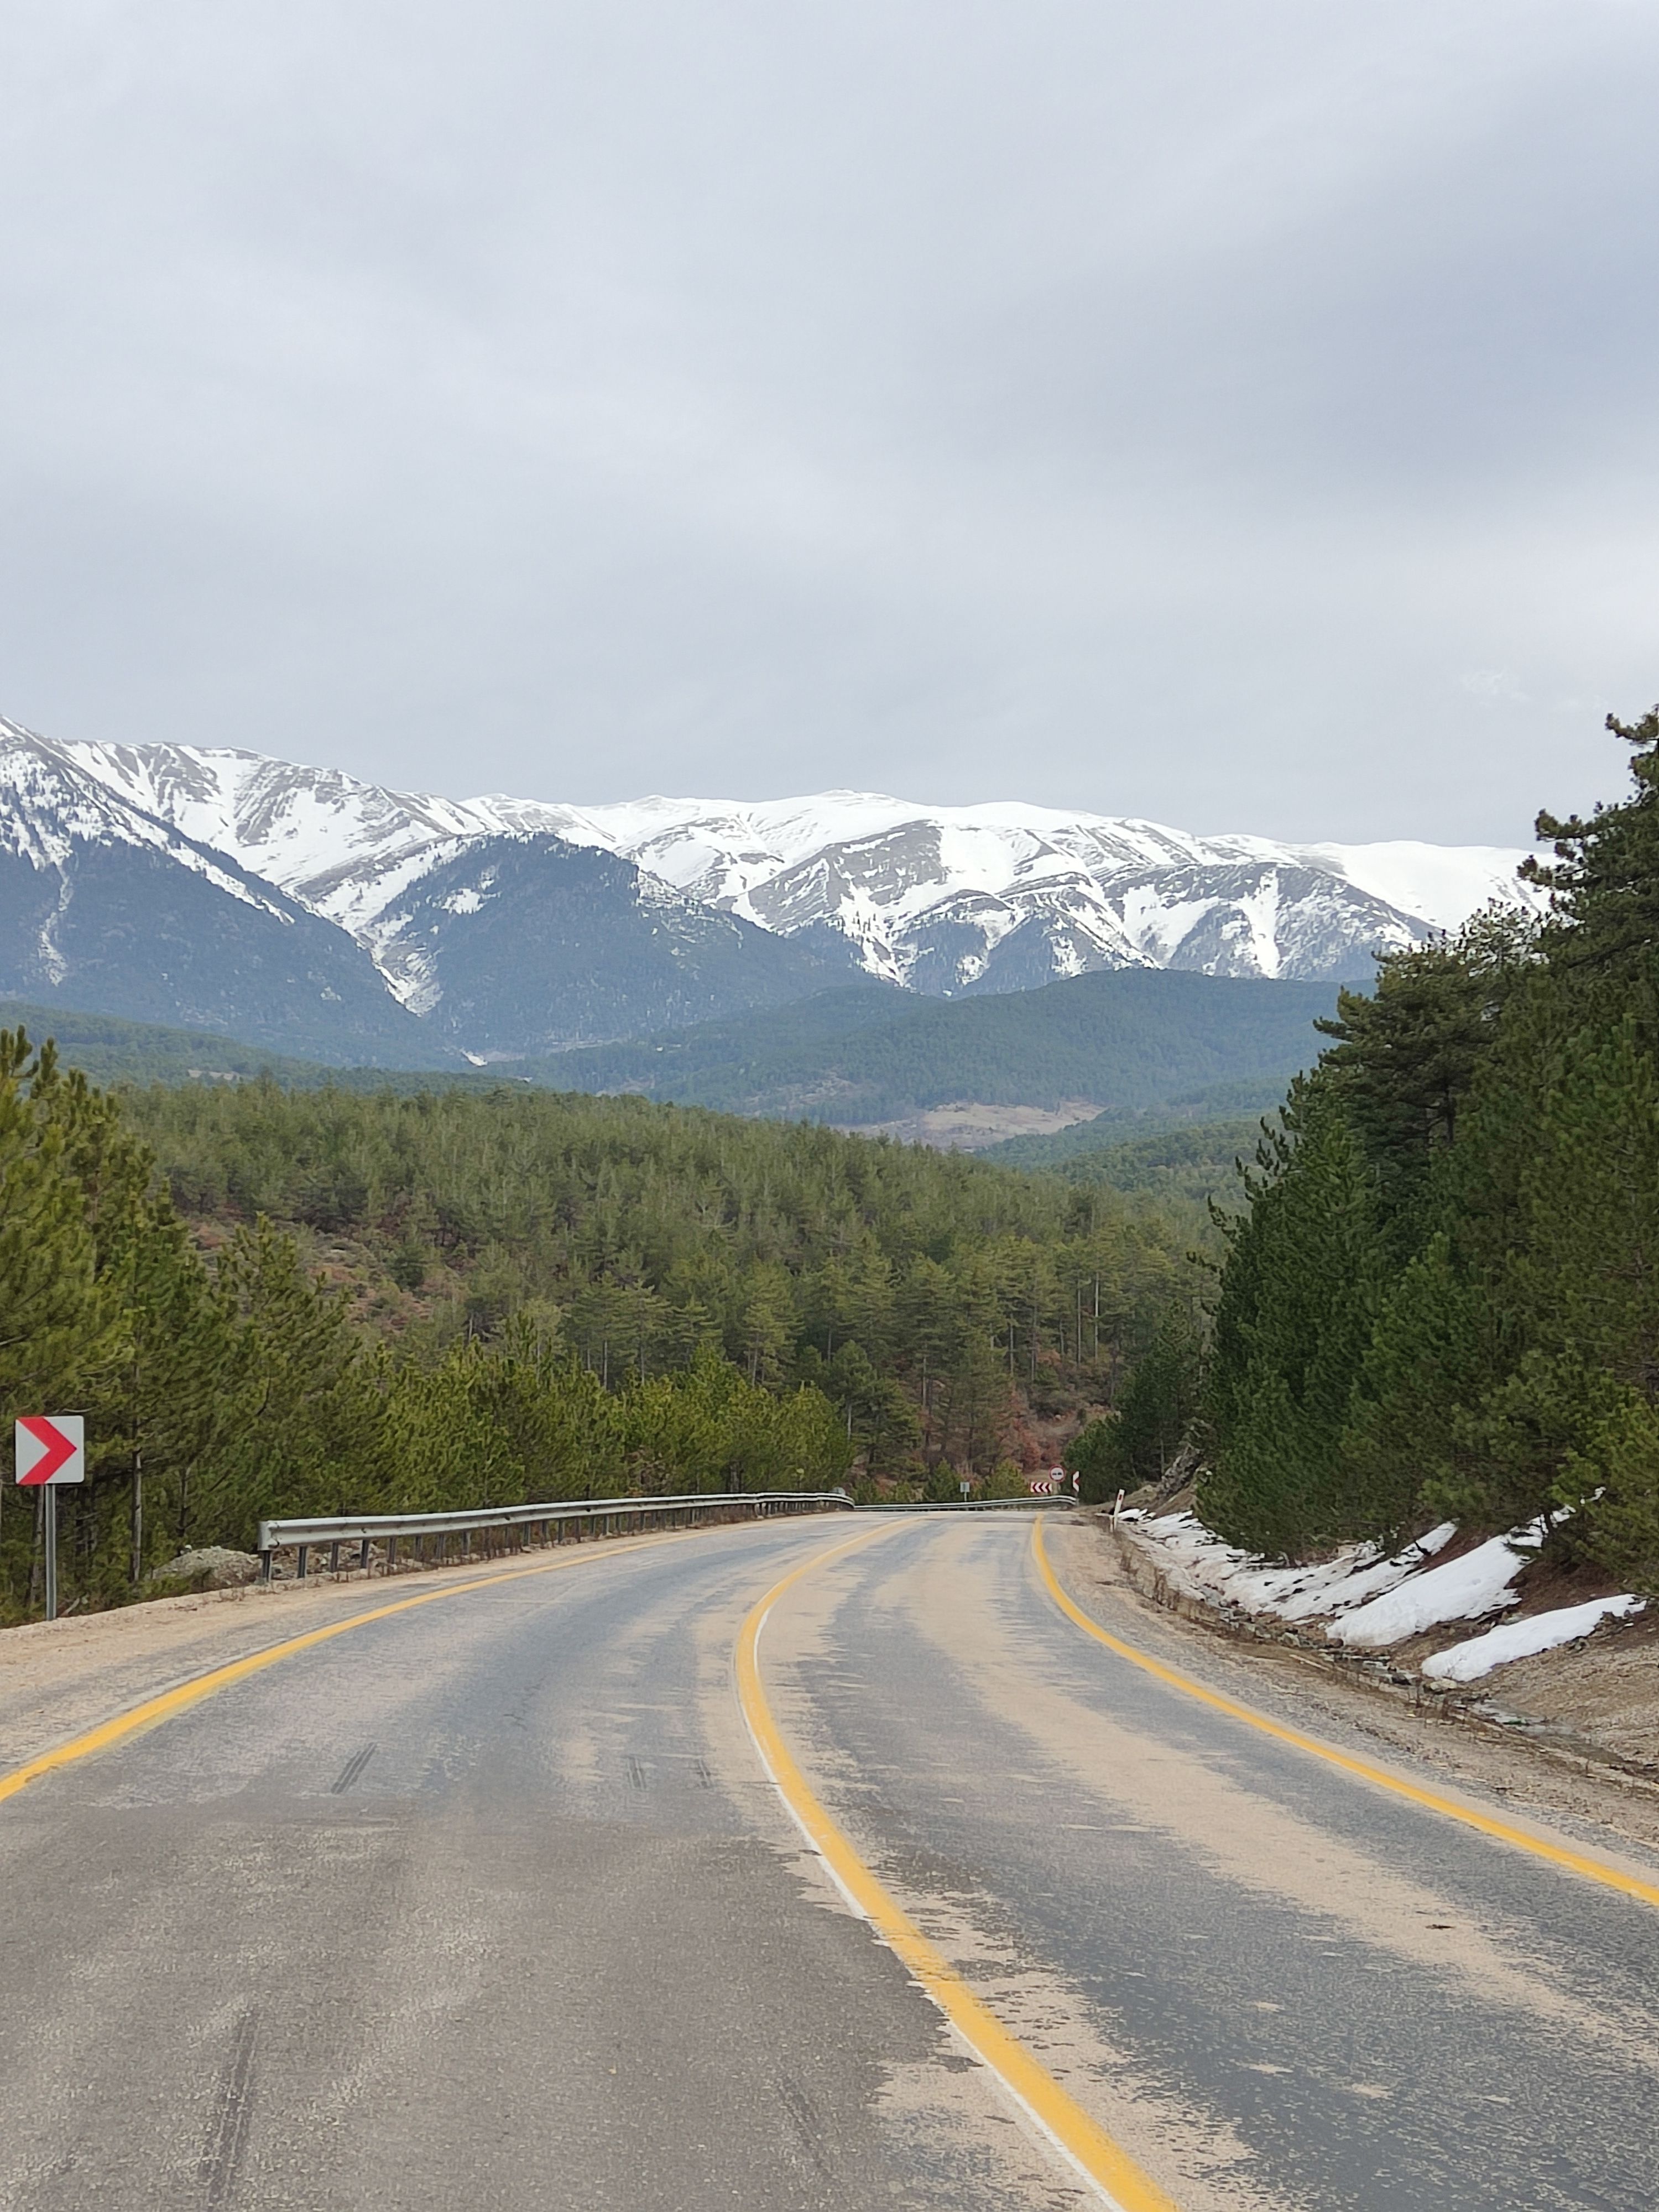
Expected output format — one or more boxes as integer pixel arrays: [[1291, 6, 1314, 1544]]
[[1128, 1511, 1455, 1622], [1422, 1595, 1647, 1684], [1325, 1525, 1551, 1650], [1119, 1505, 1644, 1679]]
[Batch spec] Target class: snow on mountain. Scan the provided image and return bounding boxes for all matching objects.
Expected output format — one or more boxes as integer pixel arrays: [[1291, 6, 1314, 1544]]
[[0, 722, 297, 924], [53, 740, 1543, 995], [54, 739, 594, 953], [0, 721, 456, 1062], [1285, 839, 1537, 935]]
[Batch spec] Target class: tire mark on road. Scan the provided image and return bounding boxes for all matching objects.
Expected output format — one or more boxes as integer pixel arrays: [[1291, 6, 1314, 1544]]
[[199, 2006, 258, 2208], [330, 1744, 376, 1794]]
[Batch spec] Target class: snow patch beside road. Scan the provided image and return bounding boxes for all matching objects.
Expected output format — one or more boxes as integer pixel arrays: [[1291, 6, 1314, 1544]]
[[1326, 1525, 1547, 1650], [1125, 1511, 1457, 1624], [1422, 1597, 1647, 1684], [1119, 1508, 1644, 1683]]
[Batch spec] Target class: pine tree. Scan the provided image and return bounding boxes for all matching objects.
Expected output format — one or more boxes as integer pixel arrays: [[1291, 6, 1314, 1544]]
[[0, 1032, 127, 1615], [195, 1219, 384, 1541], [1200, 1079, 1386, 1554], [1097, 1296, 1204, 1498], [1314, 910, 1530, 1232]]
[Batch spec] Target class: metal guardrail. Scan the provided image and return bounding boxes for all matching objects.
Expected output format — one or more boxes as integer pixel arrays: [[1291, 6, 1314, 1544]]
[[852, 1496, 1073, 1512], [257, 1489, 853, 1584]]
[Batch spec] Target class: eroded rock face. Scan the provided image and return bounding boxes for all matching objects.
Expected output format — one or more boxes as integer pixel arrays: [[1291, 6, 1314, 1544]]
[[149, 1546, 262, 1589]]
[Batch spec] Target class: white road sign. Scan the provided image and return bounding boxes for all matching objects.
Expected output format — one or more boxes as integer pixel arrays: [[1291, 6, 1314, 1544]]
[[15, 1415, 85, 1486]]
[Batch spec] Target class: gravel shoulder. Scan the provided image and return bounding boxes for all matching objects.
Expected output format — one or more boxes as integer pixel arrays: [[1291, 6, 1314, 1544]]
[[1048, 1511, 1659, 1866]]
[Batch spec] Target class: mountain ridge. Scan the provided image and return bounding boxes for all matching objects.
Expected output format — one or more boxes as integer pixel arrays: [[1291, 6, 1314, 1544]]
[[0, 722, 462, 1066], [55, 737, 1541, 996]]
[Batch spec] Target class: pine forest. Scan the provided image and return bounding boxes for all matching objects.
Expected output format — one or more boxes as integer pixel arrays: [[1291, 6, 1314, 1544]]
[[0, 1057, 1201, 1619], [1125, 709, 1659, 1602]]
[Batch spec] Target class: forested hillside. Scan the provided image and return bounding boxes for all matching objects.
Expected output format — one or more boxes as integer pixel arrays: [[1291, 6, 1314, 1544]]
[[985, 1117, 1263, 1214], [1135, 709, 1659, 1599], [0, 972, 1329, 1138], [520, 969, 1338, 1125], [0, 1063, 1198, 1620]]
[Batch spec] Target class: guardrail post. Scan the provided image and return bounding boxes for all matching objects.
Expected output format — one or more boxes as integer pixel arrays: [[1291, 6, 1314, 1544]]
[[259, 1548, 273, 1586], [328, 1540, 341, 1575], [295, 1544, 309, 1582], [359, 1536, 371, 1571]]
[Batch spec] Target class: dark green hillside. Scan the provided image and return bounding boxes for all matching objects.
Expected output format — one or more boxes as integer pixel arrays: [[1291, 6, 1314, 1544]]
[[0, 1000, 348, 1088], [519, 969, 1340, 1125], [0, 972, 1336, 1137], [503, 980, 908, 1094], [0, 1042, 1207, 1622]]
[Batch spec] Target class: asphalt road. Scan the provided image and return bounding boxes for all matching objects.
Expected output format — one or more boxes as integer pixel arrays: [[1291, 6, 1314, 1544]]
[[3, 1509, 1658, 2210]]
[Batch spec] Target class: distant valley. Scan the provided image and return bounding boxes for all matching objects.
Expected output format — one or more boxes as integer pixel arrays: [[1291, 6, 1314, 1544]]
[[0, 972, 1327, 1151]]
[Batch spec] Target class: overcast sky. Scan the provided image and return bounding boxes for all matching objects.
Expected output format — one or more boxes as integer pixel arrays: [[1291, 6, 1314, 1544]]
[[4, 2, 1657, 842]]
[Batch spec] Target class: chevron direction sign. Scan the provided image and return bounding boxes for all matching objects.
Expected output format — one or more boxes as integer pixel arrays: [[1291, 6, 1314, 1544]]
[[15, 1415, 85, 1486]]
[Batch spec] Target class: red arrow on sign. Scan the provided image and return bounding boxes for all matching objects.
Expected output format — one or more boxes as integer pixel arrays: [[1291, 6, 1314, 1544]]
[[17, 1416, 78, 1486]]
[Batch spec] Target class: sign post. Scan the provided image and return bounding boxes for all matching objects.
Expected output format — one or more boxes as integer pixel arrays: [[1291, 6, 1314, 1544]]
[[15, 1416, 86, 1624]]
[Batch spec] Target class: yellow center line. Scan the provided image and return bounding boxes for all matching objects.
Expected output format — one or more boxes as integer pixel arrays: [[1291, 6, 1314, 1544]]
[[1, 1526, 707, 1809], [1033, 1515, 1659, 1913], [736, 1518, 1181, 2212]]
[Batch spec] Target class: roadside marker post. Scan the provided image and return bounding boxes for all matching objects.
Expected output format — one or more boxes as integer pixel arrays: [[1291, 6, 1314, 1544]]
[[15, 1416, 86, 1624]]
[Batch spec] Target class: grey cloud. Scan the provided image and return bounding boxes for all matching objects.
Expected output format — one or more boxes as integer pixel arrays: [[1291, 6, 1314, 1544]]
[[1, 1, 1655, 843]]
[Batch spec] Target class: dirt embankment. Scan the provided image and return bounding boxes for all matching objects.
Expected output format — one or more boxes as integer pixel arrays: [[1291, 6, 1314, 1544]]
[[1094, 1511, 1659, 1833]]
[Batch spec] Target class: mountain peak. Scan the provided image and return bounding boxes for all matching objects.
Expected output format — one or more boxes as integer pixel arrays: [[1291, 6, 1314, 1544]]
[[46, 734, 1541, 995]]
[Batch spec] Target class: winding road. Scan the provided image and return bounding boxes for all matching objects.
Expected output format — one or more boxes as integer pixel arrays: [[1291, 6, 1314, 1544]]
[[3, 1509, 1657, 2210]]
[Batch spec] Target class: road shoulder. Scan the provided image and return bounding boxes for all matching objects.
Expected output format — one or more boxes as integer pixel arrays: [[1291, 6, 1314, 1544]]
[[1045, 1512, 1659, 1867], [0, 1532, 688, 1778]]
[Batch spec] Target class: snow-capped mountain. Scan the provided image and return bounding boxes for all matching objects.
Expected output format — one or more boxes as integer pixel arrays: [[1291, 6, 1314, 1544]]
[[363, 832, 862, 1055], [0, 722, 458, 1065], [0, 724, 857, 1058], [571, 795, 1539, 986], [58, 742, 1539, 994]]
